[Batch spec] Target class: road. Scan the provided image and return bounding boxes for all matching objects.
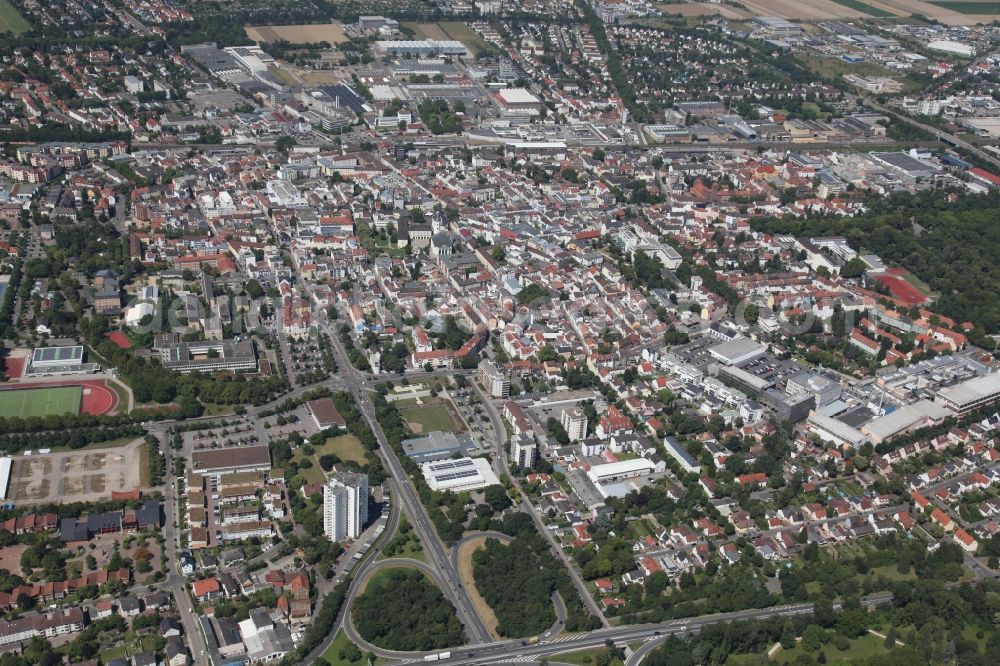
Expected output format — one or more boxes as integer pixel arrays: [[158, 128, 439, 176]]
[[472, 382, 609, 627], [154, 428, 209, 662], [341, 557, 459, 657], [379, 593, 895, 666], [317, 309, 494, 646], [625, 635, 667, 666]]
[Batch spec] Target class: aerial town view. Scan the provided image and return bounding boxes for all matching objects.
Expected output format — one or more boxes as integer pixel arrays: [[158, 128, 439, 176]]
[[2, 0, 1000, 664]]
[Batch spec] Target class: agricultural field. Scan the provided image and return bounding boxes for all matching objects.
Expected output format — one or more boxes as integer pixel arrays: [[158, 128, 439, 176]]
[[0, 0, 30, 33], [0, 385, 81, 418], [657, 2, 751, 18], [927, 0, 1000, 14], [829, 0, 894, 16], [872, 0, 996, 23], [245, 23, 348, 44]]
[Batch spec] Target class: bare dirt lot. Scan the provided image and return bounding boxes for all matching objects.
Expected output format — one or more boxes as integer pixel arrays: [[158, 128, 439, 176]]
[[0, 545, 27, 576], [10, 440, 142, 505], [245, 23, 349, 44]]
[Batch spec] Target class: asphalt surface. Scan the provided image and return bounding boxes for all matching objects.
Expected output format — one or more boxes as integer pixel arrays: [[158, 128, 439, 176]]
[[382, 593, 895, 666]]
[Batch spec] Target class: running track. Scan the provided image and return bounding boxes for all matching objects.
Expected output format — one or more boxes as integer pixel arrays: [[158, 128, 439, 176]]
[[0, 379, 118, 416]]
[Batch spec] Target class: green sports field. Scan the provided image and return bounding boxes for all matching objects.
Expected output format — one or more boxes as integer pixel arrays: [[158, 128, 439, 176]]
[[0, 0, 30, 34], [0, 386, 82, 418]]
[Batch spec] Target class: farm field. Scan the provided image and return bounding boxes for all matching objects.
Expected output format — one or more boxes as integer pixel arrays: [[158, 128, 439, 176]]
[[829, 0, 894, 16], [871, 0, 993, 23], [0, 386, 81, 418], [927, 0, 1000, 13], [245, 23, 348, 44], [657, 2, 751, 17], [0, 0, 29, 33]]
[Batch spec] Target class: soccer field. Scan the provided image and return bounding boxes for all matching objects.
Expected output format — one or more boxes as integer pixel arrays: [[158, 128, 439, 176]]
[[0, 0, 30, 33], [0, 386, 82, 419]]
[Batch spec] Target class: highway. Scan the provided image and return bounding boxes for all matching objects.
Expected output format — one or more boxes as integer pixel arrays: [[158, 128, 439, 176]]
[[383, 593, 895, 666], [472, 382, 610, 626], [317, 309, 494, 646]]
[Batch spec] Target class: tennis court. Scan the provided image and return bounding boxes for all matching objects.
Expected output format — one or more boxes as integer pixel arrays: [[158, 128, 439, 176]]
[[0, 386, 82, 418]]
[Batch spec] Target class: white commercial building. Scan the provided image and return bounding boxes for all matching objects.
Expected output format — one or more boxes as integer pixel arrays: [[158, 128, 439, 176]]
[[0, 457, 11, 501], [375, 40, 467, 56], [125, 285, 159, 326], [807, 412, 868, 448], [421, 457, 500, 492], [861, 399, 950, 444], [927, 40, 975, 58], [709, 338, 766, 366], [323, 471, 369, 541], [586, 458, 655, 485], [936, 373, 1000, 416]]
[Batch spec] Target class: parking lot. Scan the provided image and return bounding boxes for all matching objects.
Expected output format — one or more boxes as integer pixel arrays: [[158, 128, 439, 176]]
[[10, 439, 143, 504]]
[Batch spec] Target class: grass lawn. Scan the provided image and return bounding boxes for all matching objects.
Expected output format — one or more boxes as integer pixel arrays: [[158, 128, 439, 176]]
[[438, 21, 490, 56], [827, 0, 893, 16], [0, 0, 29, 33], [292, 434, 368, 483], [107, 378, 131, 413], [320, 434, 367, 466], [139, 441, 150, 487], [798, 53, 896, 84], [401, 404, 459, 434], [0, 386, 81, 418], [295, 460, 325, 484], [629, 519, 651, 538], [867, 564, 916, 582], [201, 403, 235, 417], [321, 630, 366, 666], [360, 564, 427, 594], [389, 536, 426, 562], [551, 648, 624, 666], [901, 271, 935, 297], [776, 633, 891, 663], [927, 1, 1000, 13]]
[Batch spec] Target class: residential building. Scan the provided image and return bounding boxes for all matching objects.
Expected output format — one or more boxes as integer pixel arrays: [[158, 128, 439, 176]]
[[323, 471, 369, 541]]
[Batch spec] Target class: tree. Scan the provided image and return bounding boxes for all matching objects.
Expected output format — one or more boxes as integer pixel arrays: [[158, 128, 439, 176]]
[[840, 257, 866, 279], [802, 624, 826, 653], [16, 592, 35, 611], [484, 485, 512, 514]]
